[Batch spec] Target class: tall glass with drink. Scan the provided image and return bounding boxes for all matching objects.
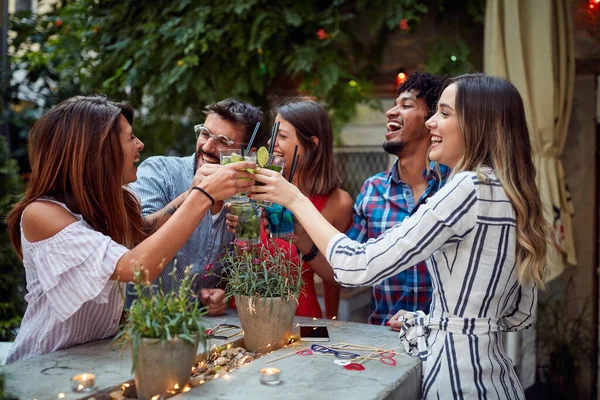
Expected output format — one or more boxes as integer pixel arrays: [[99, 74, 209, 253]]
[[220, 149, 256, 203]]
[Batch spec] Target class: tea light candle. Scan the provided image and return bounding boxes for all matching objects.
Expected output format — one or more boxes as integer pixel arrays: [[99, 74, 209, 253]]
[[259, 367, 282, 385], [70, 373, 96, 392]]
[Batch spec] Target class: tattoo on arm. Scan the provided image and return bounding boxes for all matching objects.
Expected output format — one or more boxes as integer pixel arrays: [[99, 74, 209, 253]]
[[164, 205, 177, 217], [142, 201, 182, 235], [163, 202, 181, 217], [143, 216, 158, 234]]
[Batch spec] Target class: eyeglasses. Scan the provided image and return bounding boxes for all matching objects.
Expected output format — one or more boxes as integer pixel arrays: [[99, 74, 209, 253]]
[[194, 124, 236, 148]]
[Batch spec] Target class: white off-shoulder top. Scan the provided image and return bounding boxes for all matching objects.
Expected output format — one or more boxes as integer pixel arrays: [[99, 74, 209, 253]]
[[6, 198, 128, 363]]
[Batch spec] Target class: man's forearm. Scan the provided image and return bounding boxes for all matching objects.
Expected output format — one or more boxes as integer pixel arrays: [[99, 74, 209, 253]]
[[142, 191, 188, 234]]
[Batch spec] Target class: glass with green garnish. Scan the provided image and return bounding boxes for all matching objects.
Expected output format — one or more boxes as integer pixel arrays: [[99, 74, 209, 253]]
[[253, 146, 285, 206], [220, 149, 256, 203], [230, 202, 262, 244]]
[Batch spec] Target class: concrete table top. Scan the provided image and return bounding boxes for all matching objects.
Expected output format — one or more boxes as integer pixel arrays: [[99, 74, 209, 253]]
[[2, 310, 421, 400]]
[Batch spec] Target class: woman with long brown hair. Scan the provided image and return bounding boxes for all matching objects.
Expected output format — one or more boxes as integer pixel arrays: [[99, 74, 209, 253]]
[[6, 95, 254, 362], [252, 74, 550, 399], [228, 99, 353, 318]]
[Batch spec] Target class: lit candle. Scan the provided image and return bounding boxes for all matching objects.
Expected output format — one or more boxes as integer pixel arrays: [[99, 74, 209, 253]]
[[259, 367, 282, 386], [70, 373, 96, 392]]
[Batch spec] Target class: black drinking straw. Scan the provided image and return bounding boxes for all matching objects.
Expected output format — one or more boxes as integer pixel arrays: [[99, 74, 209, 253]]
[[287, 145, 299, 182], [288, 154, 300, 182], [267, 123, 276, 154], [267, 121, 280, 164], [244, 122, 261, 156]]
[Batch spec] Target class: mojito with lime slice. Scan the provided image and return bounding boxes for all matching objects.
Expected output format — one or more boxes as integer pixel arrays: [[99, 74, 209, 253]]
[[253, 146, 285, 206], [220, 149, 256, 203]]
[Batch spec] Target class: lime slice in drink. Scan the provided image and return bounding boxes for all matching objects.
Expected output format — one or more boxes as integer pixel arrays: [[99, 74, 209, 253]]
[[257, 146, 269, 167], [231, 152, 243, 162]]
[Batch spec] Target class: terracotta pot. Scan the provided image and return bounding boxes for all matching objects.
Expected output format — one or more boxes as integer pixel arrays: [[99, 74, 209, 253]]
[[132, 336, 200, 400], [235, 295, 297, 353]]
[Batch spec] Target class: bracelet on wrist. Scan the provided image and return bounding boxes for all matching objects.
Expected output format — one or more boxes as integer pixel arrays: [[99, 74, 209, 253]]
[[192, 186, 215, 206], [297, 243, 319, 262]]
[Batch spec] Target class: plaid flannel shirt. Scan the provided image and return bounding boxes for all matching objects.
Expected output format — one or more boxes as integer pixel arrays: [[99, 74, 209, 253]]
[[346, 161, 448, 325]]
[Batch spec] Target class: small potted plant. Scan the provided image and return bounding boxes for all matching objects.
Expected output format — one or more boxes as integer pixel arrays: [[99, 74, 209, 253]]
[[218, 240, 303, 353], [115, 266, 207, 400]]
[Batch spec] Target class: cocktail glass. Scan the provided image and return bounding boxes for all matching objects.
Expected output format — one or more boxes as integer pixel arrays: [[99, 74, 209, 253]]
[[230, 202, 262, 245], [254, 155, 286, 206], [220, 149, 256, 203], [264, 203, 294, 239]]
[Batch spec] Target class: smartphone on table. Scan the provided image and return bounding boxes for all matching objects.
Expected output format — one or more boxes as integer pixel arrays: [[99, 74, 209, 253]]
[[299, 325, 330, 342]]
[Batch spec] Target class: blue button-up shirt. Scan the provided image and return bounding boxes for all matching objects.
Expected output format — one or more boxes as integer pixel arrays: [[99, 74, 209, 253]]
[[125, 155, 234, 306], [346, 161, 448, 325]]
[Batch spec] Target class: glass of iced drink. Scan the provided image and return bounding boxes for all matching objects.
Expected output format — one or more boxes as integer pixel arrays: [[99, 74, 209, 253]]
[[220, 149, 256, 203], [254, 148, 285, 206], [230, 202, 262, 245], [264, 203, 294, 239]]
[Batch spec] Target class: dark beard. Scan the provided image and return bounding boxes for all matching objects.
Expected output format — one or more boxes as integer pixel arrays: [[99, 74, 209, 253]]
[[193, 151, 201, 172], [383, 140, 405, 155]]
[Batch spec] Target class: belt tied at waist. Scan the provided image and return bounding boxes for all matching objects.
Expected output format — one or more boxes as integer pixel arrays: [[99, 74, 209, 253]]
[[398, 311, 501, 360]]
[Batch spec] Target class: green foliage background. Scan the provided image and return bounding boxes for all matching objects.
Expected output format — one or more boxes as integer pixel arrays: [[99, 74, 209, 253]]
[[2, 0, 484, 341], [8, 0, 433, 158], [0, 136, 24, 341]]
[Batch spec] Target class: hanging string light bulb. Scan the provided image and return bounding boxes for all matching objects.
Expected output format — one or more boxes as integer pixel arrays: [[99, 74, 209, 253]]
[[396, 71, 407, 89]]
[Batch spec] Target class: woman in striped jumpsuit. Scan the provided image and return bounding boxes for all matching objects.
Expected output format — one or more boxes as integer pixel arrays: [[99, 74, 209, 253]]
[[253, 74, 550, 399]]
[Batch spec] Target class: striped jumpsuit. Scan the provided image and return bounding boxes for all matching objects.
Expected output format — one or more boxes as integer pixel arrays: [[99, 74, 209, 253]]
[[327, 169, 533, 399]]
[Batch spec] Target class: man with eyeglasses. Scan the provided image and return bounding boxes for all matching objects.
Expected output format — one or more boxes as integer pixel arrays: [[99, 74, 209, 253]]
[[126, 99, 264, 314]]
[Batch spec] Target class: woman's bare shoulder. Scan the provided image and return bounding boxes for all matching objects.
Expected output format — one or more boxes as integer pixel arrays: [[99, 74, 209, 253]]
[[329, 188, 353, 210], [321, 189, 353, 228], [22, 201, 78, 243]]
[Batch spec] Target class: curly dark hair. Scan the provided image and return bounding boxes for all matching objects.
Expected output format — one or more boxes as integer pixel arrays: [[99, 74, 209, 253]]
[[396, 72, 447, 118]]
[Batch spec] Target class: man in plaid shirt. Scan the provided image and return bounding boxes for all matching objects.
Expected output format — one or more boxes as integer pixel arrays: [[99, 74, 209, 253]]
[[346, 72, 448, 326]]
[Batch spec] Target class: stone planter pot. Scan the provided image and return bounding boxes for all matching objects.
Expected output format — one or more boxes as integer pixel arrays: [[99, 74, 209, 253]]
[[133, 336, 200, 400], [235, 295, 297, 353]]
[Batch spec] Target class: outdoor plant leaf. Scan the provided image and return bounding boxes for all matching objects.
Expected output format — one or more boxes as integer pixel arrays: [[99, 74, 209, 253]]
[[217, 239, 304, 301], [114, 264, 208, 373]]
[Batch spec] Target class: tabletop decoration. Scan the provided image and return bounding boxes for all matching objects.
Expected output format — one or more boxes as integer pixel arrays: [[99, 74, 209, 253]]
[[259, 367, 282, 386], [343, 363, 366, 371], [70, 373, 95, 392], [263, 341, 401, 370]]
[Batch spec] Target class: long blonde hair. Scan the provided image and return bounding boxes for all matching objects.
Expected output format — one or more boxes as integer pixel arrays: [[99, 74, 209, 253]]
[[448, 74, 551, 287]]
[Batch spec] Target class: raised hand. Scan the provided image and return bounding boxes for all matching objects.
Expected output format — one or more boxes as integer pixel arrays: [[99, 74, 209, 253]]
[[200, 161, 255, 202], [191, 162, 222, 188], [251, 167, 302, 209]]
